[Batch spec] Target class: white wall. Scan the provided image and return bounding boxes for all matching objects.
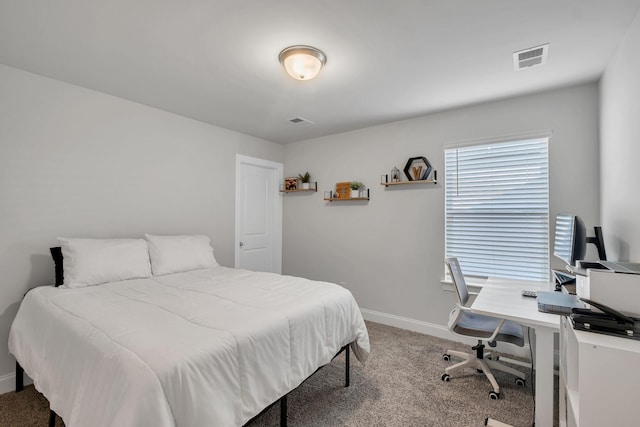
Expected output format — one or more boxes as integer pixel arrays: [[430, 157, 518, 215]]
[[0, 61, 607, 391], [0, 64, 283, 385], [600, 10, 640, 262], [283, 83, 600, 331]]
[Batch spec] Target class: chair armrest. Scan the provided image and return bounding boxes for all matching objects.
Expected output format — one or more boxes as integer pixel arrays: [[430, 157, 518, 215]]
[[458, 303, 507, 342], [486, 319, 506, 342]]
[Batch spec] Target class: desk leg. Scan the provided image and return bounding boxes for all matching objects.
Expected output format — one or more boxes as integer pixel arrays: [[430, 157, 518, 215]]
[[534, 327, 555, 427]]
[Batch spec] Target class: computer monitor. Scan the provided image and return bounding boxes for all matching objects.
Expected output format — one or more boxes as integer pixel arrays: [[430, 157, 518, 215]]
[[552, 213, 607, 268], [553, 214, 586, 267]]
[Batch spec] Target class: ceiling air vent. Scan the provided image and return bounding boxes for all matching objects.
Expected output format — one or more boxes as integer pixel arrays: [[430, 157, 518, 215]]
[[513, 43, 549, 71], [288, 116, 314, 125]]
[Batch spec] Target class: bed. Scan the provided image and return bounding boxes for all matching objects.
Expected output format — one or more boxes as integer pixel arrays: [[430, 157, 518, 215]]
[[8, 235, 370, 427]]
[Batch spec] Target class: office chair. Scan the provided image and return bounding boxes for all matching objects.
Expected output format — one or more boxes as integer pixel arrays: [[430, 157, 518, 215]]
[[441, 257, 526, 399]]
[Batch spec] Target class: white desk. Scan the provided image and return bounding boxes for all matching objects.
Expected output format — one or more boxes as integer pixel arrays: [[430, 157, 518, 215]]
[[471, 278, 560, 427]]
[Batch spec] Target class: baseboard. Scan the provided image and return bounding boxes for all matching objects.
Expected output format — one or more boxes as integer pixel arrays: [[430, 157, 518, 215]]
[[360, 307, 532, 359], [0, 370, 32, 395], [0, 372, 16, 394], [360, 308, 460, 341]]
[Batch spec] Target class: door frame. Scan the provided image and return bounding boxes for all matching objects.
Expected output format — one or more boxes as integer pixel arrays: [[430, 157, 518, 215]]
[[234, 154, 283, 273]]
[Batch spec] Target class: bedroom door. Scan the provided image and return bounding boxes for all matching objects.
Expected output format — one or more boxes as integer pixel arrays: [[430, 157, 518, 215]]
[[235, 155, 283, 273]]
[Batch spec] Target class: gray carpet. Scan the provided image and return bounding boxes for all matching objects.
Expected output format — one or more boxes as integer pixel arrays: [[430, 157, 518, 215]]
[[0, 321, 538, 426], [249, 321, 536, 427]]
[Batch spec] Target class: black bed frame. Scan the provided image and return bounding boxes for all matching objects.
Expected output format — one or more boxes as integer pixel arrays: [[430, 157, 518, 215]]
[[242, 343, 351, 426], [16, 248, 354, 427], [15, 344, 351, 427]]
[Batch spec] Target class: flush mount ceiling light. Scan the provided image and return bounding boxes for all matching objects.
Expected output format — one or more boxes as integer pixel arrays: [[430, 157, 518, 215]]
[[279, 45, 327, 81]]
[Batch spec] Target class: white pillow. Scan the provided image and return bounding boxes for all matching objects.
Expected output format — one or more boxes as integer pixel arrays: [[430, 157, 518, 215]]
[[58, 238, 152, 288], [145, 234, 217, 275]]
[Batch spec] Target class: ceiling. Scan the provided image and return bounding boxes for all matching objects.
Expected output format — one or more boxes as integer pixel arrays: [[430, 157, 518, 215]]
[[1, 0, 639, 144]]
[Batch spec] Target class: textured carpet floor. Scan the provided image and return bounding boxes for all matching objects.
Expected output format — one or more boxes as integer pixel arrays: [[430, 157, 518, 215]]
[[0, 321, 540, 426]]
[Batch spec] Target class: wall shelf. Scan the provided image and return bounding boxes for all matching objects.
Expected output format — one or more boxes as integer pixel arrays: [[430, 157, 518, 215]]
[[381, 178, 437, 187], [323, 188, 370, 202], [381, 170, 437, 187], [323, 197, 370, 202], [280, 182, 317, 193]]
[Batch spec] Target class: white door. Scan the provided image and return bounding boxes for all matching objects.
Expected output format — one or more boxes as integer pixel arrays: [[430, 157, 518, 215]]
[[235, 155, 283, 273]]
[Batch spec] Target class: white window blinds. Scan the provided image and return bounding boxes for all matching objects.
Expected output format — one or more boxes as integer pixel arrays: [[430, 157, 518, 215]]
[[444, 137, 549, 281]]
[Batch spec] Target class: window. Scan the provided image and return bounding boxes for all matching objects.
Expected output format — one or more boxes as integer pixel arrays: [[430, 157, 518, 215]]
[[444, 137, 549, 281]]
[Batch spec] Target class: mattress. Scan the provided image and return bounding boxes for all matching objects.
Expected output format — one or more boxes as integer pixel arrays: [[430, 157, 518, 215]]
[[8, 266, 370, 427]]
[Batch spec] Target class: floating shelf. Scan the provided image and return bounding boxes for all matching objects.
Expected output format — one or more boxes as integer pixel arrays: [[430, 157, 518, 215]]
[[381, 171, 437, 187], [381, 179, 437, 187], [323, 188, 370, 201], [280, 182, 318, 193], [323, 197, 370, 202]]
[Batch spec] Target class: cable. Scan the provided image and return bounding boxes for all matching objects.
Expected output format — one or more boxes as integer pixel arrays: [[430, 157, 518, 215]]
[[528, 326, 535, 425]]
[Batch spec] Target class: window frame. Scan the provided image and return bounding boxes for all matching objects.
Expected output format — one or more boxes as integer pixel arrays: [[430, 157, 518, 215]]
[[443, 132, 551, 282]]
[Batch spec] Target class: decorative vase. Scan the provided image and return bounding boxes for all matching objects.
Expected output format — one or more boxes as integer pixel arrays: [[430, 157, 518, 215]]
[[302, 182, 310, 190], [350, 189, 359, 198]]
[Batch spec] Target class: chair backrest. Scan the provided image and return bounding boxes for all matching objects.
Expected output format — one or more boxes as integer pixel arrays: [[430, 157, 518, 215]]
[[445, 257, 469, 306]]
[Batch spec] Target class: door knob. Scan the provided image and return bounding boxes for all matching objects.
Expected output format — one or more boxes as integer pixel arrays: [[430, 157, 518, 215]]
[[239, 241, 244, 247]]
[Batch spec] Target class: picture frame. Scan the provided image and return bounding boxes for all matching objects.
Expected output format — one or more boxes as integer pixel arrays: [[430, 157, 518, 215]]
[[335, 182, 351, 199], [285, 177, 298, 191]]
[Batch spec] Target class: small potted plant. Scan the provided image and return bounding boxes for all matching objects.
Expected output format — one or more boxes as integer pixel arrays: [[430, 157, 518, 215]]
[[298, 171, 311, 190], [349, 181, 364, 198]]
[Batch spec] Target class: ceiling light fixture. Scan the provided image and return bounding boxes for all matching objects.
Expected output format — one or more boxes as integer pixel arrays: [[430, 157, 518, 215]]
[[279, 45, 326, 81]]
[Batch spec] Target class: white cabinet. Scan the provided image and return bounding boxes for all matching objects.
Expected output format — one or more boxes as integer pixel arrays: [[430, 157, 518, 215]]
[[561, 270, 640, 426], [559, 315, 640, 427]]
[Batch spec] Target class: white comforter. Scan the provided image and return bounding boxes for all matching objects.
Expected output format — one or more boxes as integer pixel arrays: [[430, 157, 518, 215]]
[[8, 266, 370, 427]]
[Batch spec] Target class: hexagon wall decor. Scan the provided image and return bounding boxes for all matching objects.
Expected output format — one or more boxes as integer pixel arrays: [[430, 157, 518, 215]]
[[403, 156, 432, 181]]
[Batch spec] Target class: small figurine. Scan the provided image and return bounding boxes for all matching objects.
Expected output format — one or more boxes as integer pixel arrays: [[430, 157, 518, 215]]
[[391, 167, 400, 182]]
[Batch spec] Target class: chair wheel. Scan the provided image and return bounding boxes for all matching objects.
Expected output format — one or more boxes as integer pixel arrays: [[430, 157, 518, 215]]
[[515, 378, 526, 387], [489, 391, 500, 400], [442, 353, 450, 361], [441, 373, 450, 382]]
